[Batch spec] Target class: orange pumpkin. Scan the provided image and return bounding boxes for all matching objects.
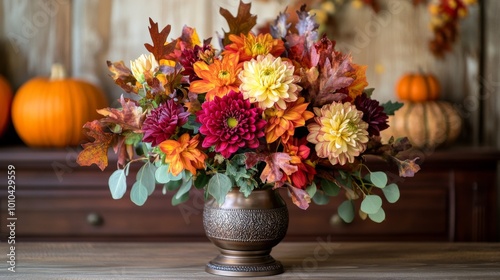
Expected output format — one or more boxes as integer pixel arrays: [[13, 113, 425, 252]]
[[381, 101, 462, 149], [396, 72, 440, 102], [12, 64, 108, 147], [0, 75, 13, 136]]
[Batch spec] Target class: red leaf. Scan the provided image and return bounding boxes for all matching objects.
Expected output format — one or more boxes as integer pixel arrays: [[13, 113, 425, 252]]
[[97, 95, 145, 133], [260, 153, 298, 183], [77, 120, 115, 171], [144, 18, 177, 60], [219, 0, 257, 46]]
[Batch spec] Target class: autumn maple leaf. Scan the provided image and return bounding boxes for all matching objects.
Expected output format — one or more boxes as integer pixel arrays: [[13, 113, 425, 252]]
[[287, 185, 311, 210], [219, 0, 257, 46], [77, 120, 115, 171]]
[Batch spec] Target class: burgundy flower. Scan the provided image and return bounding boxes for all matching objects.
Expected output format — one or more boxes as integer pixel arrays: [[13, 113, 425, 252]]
[[142, 99, 190, 146], [353, 93, 389, 136], [196, 91, 266, 158], [179, 43, 214, 82]]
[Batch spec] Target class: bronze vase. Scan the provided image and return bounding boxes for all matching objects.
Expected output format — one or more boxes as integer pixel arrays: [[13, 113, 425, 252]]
[[203, 187, 289, 277]]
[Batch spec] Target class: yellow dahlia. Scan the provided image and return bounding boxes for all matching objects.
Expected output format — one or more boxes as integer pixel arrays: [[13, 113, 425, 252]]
[[306, 102, 369, 166], [223, 32, 285, 62], [189, 53, 242, 101], [130, 53, 159, 84], [239, 54, 301, 110]]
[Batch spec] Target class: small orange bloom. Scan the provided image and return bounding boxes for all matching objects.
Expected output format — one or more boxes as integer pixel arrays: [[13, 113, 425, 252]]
[[189, 53, 242, 101], [346, 63, 368, 100], [159, 133, 207, 176], [223, 32, 285, 62], [264, 97, 315, 144]]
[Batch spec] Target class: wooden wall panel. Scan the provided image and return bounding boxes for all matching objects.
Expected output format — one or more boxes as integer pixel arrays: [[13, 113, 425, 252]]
[[0, 0, 497, 146]]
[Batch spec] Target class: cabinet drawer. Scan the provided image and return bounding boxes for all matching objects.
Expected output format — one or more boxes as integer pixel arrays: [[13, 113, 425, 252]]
[[0, 189, 207, 241]]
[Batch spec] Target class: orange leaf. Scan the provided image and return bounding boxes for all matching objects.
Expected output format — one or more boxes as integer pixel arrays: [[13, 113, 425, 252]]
[[144, 18, 177, 61], [77, 120, 115, 171]]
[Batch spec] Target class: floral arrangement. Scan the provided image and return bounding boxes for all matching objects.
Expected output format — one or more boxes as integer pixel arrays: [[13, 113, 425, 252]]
[[76, 1, 420, 223]]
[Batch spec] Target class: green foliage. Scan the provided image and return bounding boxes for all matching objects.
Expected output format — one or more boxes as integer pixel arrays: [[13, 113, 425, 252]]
[[321, 179, 340, 196], [369, 171, 388, 188], [137, 162, 156, 195], [108, 169, 127, 199], [306, 182, 317, 198], [312, 190, 330, 205], [382, 100, 404, 116], [383, 183, 400, 203], [368, 207, 386, 223], [338, 200, 355, 223], [130, 181, 148, 206], [207, 173, 232, 205], [361, 195, 382, 215]]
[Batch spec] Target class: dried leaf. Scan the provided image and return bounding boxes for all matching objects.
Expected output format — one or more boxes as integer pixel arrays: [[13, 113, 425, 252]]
[[144, 18, 177, 61], [288, 185, 311, 210], [219, 0, 257, 46], [107, 60, 136, 93], [393, 157, 421, 177], [97, 95, 145, 133], [260, 153, 298, 183], [77, 120, 115, 171]]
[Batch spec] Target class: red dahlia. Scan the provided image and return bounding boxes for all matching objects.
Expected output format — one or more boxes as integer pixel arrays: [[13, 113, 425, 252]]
[[196, 91, 266, 158], [142, 100, 190, 146]]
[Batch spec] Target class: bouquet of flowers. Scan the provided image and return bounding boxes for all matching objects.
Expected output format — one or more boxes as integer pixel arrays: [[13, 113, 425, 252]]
[[77, 1, 420, 223]]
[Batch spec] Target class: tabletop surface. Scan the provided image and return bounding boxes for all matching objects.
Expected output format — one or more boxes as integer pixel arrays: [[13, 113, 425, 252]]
[[1, 242, 500, 279]]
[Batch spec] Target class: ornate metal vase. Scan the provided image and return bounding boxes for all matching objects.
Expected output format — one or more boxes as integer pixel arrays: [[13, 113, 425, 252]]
[[203, 187, 289, 277]]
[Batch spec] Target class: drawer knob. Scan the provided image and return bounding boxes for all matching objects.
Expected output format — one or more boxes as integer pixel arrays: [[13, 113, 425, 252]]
[[87, 212, 104, 226]]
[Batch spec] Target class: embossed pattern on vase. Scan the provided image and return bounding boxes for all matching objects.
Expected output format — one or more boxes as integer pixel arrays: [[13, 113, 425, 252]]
[[203, 206, 288, 242]]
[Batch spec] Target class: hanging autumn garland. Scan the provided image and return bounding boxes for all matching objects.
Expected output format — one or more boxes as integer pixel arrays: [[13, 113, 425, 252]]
[[295, 0, 477, 57]]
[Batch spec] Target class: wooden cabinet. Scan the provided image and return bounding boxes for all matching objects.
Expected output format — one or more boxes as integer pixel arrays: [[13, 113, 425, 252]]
[[1, 147, 498, 242]]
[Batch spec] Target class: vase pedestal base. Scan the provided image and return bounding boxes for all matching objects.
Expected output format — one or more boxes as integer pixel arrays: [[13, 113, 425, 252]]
[[205, 248, 284, 277]]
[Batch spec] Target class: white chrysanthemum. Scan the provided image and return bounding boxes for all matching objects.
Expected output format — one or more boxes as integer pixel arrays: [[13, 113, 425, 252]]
[[307, 102, 369, 165], [239, 54, 300, 110], [130, 53, 159, 84]]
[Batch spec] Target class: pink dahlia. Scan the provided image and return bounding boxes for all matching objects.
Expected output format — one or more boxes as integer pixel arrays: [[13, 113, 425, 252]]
[[142, 99, 190, 146], [196, 91, 266, 158]]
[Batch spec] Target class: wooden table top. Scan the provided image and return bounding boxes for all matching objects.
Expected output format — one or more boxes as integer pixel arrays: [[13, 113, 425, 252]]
[[2, 242, 500, 279]]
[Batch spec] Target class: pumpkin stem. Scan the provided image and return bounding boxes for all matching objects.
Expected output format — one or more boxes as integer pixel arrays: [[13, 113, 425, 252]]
[[50, 64, 67, 80]]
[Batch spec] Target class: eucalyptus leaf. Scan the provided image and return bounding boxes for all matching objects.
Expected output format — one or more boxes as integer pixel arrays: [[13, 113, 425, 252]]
[[321, 179, 340, 196], [194, 171, 209, 189], [108, 169, 127, 199], [370, 172, 388, 188], [155, 164, 170, 184], [312, 190, 330, 205], [137, 162, 157, 195], [207, 173, 232, 205], [172, 192, 189, 206], [175, 175, 193, 200], [360, 195, 382, 215], [368, 207, 386, 223], [306, 182, 317, 198], [130, 181, 148, 206], [164, 179, 182, 191], [382, 183, 400, 203], [338, 200, 355, 223]]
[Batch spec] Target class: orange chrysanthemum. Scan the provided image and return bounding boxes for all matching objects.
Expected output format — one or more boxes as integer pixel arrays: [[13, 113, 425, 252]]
[[264, 97, 314, 144], [223, 32, 285, 62], [159, 133, 207, 176], [189, 53, 242, 101]]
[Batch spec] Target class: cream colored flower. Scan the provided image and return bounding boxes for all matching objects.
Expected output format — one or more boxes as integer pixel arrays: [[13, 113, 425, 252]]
[[130, 53, 159, 84], [239, 54, 300, 110], [307, 102, 369, 166]]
